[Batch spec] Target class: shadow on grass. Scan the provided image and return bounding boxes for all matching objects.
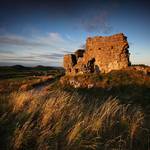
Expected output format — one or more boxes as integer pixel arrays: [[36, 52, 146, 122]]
[[63, 83, 150, 108]]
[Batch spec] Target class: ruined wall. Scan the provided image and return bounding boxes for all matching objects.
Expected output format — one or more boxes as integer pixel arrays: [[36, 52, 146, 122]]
[[64, 33, 130, 75]]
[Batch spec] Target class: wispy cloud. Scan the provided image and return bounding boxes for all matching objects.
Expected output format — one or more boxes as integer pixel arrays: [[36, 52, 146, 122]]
[[79, 43, 85, 49], [0, 28, 97, 66], [0, 35, 43, 47], [0, 32, 66, 48], [0, 50, 14, 54], [37, 32, 65, 44], [78, 0, 121, 34], [80, 10, 113, 34], [1, 58, 39, 62], [62, 50, 73, 54], [39, 53, 64, 59], [0, 32, 78, 66], [0, 52, 40, 62], [28, 52, 64, 60]]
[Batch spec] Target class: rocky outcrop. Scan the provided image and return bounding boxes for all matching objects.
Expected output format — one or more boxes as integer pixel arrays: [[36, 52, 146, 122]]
[[129, 65, 150, 75], [64, 33, 130, 75]]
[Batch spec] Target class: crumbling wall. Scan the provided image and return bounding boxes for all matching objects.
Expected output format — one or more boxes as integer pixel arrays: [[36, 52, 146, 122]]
[[64, 54, 77, 74], [63, 33, 130, 75]]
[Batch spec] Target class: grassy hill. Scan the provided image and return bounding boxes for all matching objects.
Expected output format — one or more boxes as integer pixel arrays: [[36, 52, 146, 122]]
[[0, 68, 150, 150]]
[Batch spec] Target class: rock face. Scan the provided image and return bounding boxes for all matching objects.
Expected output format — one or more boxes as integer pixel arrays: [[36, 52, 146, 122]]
[[64, 33, 130, 75]]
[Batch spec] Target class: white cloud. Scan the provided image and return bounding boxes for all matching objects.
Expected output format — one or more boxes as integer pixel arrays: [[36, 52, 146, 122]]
[[0, 34, 44, 47], [0, 32, 81, 66], [0, 32, 77, 50]]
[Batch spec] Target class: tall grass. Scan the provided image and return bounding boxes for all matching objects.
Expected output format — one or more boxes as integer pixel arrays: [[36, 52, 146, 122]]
[[0, 88, 149, 150]]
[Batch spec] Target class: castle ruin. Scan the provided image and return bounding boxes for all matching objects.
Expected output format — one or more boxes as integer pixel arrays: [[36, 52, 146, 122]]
[[64, 33, 130, 75]]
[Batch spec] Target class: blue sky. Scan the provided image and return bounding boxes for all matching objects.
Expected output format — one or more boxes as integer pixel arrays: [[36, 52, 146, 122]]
[[0, 0, 150, 66]]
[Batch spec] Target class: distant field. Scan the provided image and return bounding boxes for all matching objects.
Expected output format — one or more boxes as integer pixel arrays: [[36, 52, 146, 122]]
[[0, 67, 150, 150], [0, 65, 64, 94], [0, 65, 64, 79]]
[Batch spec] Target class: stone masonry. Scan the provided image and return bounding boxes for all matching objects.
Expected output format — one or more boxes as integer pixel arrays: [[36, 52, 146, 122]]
[[64, 33, 130, 75]]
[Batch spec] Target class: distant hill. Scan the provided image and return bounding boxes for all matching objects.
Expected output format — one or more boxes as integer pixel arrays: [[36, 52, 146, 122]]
[[0, 65, 64, 72], [11, 65, 30, 70], [0, 65, 65, 79]]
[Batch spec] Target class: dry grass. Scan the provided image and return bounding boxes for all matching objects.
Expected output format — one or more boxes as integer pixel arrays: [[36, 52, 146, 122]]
[[0, 87, 149, 150], [60, 69, 150, 89], [0, 75, 53, 94]]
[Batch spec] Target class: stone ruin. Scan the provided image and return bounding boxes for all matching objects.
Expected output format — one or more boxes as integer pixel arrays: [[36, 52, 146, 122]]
[[64, 33, 130, 75]]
